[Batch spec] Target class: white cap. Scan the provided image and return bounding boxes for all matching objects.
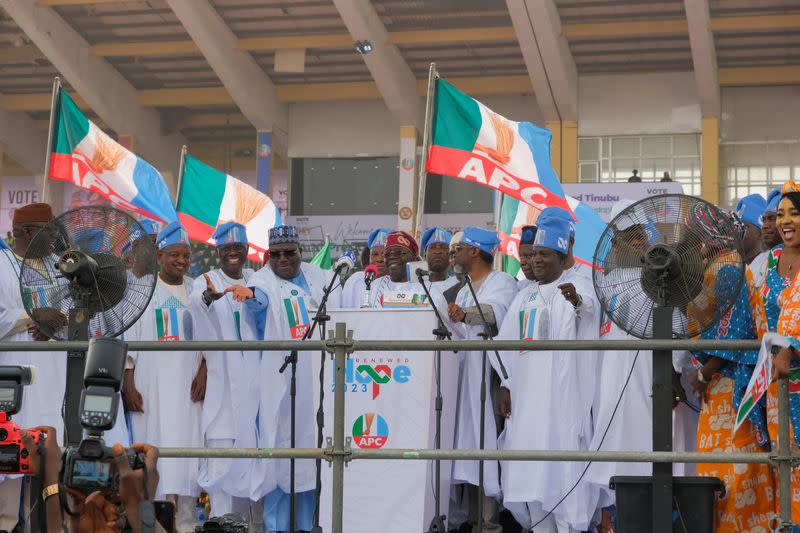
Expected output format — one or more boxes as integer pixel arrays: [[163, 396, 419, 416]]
[[609, 198, 638, 230], [450, 230, 464, 251]]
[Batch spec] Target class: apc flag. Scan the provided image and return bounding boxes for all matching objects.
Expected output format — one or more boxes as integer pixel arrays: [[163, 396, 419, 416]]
[[734, 332, 786, 436], [176, 154, 281, 262], [498, 194, 606, 276], [49, 89, 178, 224], [427, 78, 571, 213], [311, 237, 332, 269]]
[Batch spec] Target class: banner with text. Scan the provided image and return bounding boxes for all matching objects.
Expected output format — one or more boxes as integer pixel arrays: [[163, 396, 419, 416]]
[[1, 176, 40, 237], [563, 182, 684, 222], [316, 309, 458, 533]]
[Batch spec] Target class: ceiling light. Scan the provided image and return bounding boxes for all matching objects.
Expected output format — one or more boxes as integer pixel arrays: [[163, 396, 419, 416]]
[[354, 40, 373, 54]]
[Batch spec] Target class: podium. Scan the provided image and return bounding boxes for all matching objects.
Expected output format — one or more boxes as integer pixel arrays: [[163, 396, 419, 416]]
[[315, 309, 459, 533]]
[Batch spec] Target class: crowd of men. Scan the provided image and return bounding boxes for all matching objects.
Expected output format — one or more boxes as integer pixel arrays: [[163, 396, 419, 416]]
[[0, 185, 797, 533]]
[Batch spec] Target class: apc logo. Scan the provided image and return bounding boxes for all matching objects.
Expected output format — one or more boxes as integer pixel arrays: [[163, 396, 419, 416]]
[[401, 158, 414, 171], [339, 359, 412, 399], [352, 412, 389, 448]]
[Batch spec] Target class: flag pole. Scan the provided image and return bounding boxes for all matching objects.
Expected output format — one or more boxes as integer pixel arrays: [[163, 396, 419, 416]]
[[174, 145, 188, 208], [41, 77, 62, 205], [413, 63, 438, 240]]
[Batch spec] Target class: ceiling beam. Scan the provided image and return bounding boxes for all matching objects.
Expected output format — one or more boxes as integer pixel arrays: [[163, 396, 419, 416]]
[[0, 46, 45, 62], [0, 0, 185, 180], [719, 66, 800, 86], [2, 75, 534, 111], [91, 40, 198, 57], [332, 0, 422, 129], [0, 93, 48, 174], [507, 0, 577, 121], [165, 0, 286, 131], [37, 0, 128, 5], [684, 0, 720, 117]]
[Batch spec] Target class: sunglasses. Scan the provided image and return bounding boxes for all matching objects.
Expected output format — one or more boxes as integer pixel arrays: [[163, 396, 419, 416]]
[[269, 249, 299, 259]]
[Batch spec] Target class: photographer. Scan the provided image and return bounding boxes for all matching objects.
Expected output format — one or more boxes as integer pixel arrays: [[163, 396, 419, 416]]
[[21, 424, 168, 533]]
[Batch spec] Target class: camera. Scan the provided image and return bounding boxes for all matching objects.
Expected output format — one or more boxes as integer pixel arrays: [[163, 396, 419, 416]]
[[195, 514, 248, 533], [61, 337, 144, 491], [0, 365, 42, 474]]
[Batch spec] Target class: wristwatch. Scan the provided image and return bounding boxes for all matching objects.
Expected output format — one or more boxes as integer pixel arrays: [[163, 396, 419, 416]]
[[697, 368, 709, 383]]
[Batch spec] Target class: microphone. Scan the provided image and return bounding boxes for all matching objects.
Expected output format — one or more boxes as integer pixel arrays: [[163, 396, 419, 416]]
[[363, 264, 379, 289], [415, 267, 431, 278], [334, 251, 357, 282], [362, 264, 379, 308]]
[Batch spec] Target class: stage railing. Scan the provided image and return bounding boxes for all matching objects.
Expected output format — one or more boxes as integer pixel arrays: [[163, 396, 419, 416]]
[[9, 327, 794, 532]]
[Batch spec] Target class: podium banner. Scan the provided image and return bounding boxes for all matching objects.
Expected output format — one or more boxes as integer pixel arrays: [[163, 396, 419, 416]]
[[316, 309, 458, 533]]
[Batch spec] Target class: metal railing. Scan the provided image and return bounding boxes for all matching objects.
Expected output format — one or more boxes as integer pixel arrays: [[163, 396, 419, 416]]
[[9, 327, 794, 532]]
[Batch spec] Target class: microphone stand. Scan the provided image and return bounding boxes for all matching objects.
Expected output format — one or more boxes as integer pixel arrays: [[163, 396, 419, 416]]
[[462, 273, 508, 533], [418, 271, 452, 533], [279, 263, 345, 533]]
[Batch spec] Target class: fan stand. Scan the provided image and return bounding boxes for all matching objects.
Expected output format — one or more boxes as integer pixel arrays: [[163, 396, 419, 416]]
[[64, 297, 90, 446], [652, 305, 674, 533]]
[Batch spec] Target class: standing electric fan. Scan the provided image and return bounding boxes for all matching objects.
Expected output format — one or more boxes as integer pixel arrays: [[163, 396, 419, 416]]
[[593, 194, 738, 533], [19, 205, 158, 445]]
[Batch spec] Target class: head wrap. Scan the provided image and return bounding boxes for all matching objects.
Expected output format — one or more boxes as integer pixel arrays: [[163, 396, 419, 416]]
[[385, 230, 419, 257], [537, 206, 575, 238], [450, 231, 463, 251], [533, 216, 570, 254], [213, 221, 248, 247], [781, 180, 800, 213], [157, 221, 189, 250], [735, 193, 767, 228], [461, 227, 500, 256], [765, 188, 781, 214], [685, 202, 737, 247], [368, 228, 390, 249], [421, 227, 453, 252], [268, 225, 300, 246], [519, 225, 537, 245], [76, 229, 111, 253], [13, 203, 53, 224]]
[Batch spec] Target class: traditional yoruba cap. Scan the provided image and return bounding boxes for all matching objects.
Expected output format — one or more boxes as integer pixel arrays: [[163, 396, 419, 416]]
[[368, 228, 390, 249], [385, 230, 419, 257], [736, 193, 767, 228], [609, 198, 638, 230], [533, 216, 570, 254], [765, 187, 781, 214], [268, 225, 299, 246], [213, 221, 248, 247], [450, 231, 463, 251], [157, 221, 189, 250], [461, 227, 500, 256], [537, 206, 575, 238], [519, 225, 537, 245], [138, 219, 159, 235], [76, 229, 111, 252], [13, 203, 53, 224], [421, 227, 453, 252]]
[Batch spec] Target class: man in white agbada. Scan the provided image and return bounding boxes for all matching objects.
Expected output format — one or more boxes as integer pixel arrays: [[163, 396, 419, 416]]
[[188, 221, 258, 518], [537, 206, 593, 283], [341, 227, 389, 308], [442, 226, 517, 533], [368, 230, 432, 309], [123, 221, 204, 532], [494, 216, 600, 533], [0, 203, 67, 530], [585, 199, 654, 528], [421, 226, 459, 292], [235, 224, 341, 533]]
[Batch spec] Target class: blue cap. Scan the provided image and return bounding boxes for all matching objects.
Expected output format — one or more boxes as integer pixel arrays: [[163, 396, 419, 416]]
[[268, 225, 299, 246], [213, 221, 248, 247], [368, 228, 390, 249], [537, 206, 575, 238], [421, 227, 453, 252], [157, 221, 189, 250], [533, 216, 571, 254], [461, 226, 500, 256], [519, 225, 537, 245], [766, 187, 781, 214], [138, 219, 159, 235], [736, 193, 767, 228], [76, 229, 111, 252], [0, 239, 8, 250]]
